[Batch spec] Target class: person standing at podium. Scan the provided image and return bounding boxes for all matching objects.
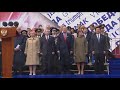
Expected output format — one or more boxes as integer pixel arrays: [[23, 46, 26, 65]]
[[13, 28, 27, 74], [25, 30, 40, 75]]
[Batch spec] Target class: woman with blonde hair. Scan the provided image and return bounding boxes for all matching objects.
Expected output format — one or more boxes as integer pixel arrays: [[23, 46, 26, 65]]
[[25, 30, 40, 75]]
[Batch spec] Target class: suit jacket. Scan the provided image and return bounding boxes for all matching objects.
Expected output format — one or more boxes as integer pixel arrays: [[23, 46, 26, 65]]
[[14, 34, 27, 52], [91, 33, 107, 54], [84, 31, 92, 52], [57, 33, 74, 55], [102, 32, 110, 50], [40, 35, 55, 56]]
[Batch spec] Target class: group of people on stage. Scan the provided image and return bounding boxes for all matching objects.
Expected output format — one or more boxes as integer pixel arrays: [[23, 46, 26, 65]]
[[0, 22, 114, 75]]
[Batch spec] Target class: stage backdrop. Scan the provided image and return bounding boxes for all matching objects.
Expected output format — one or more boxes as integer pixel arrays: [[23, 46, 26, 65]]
[[0, 12, 120, 57]]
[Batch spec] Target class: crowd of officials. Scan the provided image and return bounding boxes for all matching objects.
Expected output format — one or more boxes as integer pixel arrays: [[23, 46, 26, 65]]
[[0, 21, 114, 75]]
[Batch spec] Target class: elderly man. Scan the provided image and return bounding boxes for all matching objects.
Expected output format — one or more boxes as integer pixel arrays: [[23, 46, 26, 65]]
[[57, 26, 74, 74], [40, 26, 55, 74]]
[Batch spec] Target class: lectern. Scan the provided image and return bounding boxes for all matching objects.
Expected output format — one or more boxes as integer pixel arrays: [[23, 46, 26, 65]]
[[0, 27, 16, 78]]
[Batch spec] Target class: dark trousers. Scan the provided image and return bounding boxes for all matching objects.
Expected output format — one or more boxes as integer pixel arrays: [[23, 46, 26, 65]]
[[41, 54, 54, 74], [86, 53, 92, 63], [60, 54, 71, 74], [94, 53, 105, 74], [0, 55, 2, 75]]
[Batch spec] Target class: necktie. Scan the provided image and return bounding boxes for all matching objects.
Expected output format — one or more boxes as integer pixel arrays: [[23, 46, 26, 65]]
[[46, 36, 49, 41], [98, 34, 100, 42], [64, 33, 67, 41]]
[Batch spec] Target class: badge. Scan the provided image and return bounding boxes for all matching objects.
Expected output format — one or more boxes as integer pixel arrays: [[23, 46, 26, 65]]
[[1, 29, 8, 37]]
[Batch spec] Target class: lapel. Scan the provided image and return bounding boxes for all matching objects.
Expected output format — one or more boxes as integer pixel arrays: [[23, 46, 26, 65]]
[[96, 34, 101, 43], [61, 33, 65, 41], [45, 35, 51, 43], [95, 34, 99, 43], [99, 34, 102, 42]]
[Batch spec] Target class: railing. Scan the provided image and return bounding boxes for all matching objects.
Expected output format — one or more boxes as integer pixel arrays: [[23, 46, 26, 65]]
[[110, 38, 120, 56]]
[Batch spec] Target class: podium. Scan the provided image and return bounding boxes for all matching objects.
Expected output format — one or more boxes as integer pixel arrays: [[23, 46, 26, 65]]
[[0, 27, 16, 78]]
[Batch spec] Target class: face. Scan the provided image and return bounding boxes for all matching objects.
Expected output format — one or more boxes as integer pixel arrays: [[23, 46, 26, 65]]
[[30, 31, 36, 37], [71, 28, 74, 33], [90, 25, 94, 30], [52, 30, 56, 35], [46, 25, 51, 30], [22, 31, 27, 36], [78, 31, 84, 36], [83, 28, 88, 34], [63, 26, 67, 33], [44, 30, 50, 35], [37, 32, 41, 36], [101, 28, 105, 32], [95, 28, 101, 34]]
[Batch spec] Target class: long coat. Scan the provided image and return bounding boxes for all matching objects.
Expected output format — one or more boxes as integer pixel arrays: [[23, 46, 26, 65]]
[[74, 36, 88, 63], [14, 35, 27, 69], [25, 37, 40, 65]]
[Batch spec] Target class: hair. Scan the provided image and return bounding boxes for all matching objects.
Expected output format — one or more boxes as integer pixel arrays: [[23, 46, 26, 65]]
[[99, 24, 105, 29], [90, 24, 94, 27], [35, 28, 42, 32], [95, 25, 101, 30]]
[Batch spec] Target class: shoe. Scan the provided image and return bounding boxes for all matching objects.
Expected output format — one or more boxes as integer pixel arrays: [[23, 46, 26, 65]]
[[29, 73, 32, 75], [77, 72, 80, 74], [87, 62, 92, 66], [81, 71, 84, 75], [33, 73, 36, 75], [104, 62, 108, 65]]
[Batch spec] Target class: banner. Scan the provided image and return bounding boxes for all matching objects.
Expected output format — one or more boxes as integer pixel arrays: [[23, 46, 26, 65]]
[[42, 12, 120, 51], [0, 12, 120, 52]]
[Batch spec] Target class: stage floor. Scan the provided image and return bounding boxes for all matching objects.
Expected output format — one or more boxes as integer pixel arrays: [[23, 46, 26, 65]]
[[0, 74, 119, 78]]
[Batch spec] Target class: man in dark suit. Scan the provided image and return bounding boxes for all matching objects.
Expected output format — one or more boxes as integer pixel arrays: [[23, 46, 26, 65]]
[[82, 26, 92, 65], [91, 25, 107, 74], [40, 27, 55, 74], [13, 28, 27, 75], [57, 26, 74, 74], [100, 24, 112, 63]]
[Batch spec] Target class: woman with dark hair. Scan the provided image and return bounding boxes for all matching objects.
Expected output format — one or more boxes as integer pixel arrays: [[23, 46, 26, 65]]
[[74, 30, 88, 74]]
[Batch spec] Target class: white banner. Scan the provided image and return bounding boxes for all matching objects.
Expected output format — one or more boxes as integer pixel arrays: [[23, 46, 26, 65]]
[[41, 12, 120, 51]]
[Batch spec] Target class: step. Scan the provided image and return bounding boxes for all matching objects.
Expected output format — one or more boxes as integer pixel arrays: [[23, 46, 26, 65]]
[[70, 69, 108, 72]]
